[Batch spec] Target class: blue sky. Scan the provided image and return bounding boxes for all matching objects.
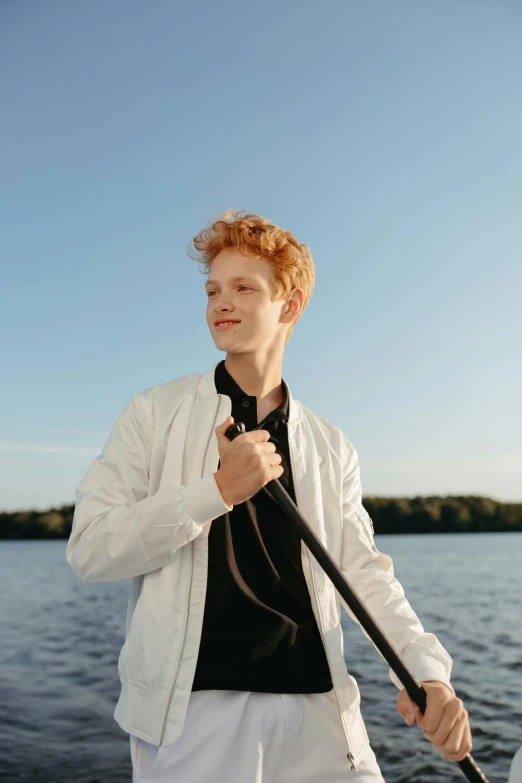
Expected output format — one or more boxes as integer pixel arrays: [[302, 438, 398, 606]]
[[1, 0, 521, 512]]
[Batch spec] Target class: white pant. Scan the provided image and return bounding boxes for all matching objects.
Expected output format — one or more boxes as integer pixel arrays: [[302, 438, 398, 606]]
[[129, 688, 385, 782]]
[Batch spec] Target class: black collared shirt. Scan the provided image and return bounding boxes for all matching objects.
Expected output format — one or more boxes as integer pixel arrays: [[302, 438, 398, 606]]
[[191, 359, 332, 693]]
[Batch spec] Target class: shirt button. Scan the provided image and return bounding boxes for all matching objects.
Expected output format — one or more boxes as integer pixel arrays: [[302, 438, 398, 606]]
[[242, 400, 250, 407]]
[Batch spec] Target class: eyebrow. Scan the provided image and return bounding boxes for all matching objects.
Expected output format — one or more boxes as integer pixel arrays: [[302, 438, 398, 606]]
[[205, 275, 258, 288]]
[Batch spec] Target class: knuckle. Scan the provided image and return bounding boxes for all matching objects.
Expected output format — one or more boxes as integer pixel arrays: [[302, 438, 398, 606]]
[[450, 701, 461, 717]]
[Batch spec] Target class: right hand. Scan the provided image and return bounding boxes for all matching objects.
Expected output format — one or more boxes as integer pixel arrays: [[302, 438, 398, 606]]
[[213, 416, 284, 506]]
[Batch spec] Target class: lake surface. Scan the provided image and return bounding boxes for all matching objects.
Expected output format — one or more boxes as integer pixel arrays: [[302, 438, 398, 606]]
[[1, 533, 521, 782]]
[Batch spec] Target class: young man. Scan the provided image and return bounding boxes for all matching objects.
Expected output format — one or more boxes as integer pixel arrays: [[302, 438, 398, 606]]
[[66, 210, 472, 782]]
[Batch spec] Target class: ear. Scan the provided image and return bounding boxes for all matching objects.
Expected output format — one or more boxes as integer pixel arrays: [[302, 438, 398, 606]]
[[285, 288, 304, 317]]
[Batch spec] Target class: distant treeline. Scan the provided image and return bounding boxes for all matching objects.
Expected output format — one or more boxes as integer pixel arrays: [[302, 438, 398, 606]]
[[364, 496, 522, 534], [1, 496, 521, 540]]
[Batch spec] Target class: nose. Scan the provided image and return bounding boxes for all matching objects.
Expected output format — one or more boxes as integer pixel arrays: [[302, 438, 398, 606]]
[[214, 300, 234, 313]]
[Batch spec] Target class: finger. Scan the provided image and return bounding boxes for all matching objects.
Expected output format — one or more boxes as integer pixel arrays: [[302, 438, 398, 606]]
[[419, 691, 459, 735], [422, 699, 462, 746], [264, 441, 277, 453], [252, 429, 270, 441], [442, 741, 472, 763], [216, 417, 234, 436], [416, 700, 443, 736], [446, 715, 472, 761], [396, 690, 416, 725], [437, 713, 469, 759], [463, 719, 472, 750]]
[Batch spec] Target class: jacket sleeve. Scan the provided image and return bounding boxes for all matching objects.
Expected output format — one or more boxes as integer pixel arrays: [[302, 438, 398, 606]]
[[338, 433, 454, 693], [65, 390, 232, 584]]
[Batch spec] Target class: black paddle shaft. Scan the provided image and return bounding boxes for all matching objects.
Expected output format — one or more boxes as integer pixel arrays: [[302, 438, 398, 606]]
[[224, 421, 491, 783]]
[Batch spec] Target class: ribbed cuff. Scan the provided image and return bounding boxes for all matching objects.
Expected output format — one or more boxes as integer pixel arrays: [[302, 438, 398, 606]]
[[182, 471, 233, 526]]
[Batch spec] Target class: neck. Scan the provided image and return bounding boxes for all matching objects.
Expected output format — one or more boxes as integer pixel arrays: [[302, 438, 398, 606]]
[[224, 352, 284, 405]]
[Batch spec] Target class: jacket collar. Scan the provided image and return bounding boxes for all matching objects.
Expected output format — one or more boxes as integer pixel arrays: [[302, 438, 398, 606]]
[[199, 361, 301, 425]]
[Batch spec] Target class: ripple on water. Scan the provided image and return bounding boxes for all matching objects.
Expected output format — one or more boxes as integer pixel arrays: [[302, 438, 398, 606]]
[[1, 534, 521, 782]]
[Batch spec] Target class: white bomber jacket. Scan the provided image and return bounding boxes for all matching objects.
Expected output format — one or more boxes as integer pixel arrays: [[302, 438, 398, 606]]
[[66, 362, 454, 772]]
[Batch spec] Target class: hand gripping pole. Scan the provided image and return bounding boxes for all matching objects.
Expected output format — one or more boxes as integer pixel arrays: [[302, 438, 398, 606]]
[[224, 422, 490, 783]]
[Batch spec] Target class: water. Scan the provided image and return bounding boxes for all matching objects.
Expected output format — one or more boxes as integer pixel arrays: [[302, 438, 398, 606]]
[[1, 533, 521, 782]]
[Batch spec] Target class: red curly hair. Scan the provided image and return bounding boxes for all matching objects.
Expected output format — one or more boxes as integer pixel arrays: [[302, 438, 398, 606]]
[[187, 208, 315, 345]]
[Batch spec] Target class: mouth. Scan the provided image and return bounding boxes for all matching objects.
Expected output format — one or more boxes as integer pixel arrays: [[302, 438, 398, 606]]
[[214, 320, 241, 330]]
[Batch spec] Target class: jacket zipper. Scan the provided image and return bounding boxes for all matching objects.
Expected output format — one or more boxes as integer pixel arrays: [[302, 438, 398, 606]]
[[241, 412, 359, 767], [286, 429, 359, 770], [302, 545, 359, 772], [158, 394, 222, 744]]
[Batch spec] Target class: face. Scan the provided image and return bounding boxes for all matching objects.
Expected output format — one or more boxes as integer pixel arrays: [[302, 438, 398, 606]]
[[205, 248, 297, 353]]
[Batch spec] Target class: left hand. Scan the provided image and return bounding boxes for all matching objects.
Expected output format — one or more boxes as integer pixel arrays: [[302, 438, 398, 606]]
[[396, 680, 472, 762]]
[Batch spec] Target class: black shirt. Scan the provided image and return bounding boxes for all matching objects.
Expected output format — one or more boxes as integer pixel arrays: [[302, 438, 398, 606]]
[[191, 359, 332, 693]]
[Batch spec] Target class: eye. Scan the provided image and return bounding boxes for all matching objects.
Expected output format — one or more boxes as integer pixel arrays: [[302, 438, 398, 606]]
[[207, 286, 251, 297]]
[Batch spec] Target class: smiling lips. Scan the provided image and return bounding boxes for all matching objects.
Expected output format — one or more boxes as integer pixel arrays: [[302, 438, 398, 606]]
[[215, 320, 241, 330]]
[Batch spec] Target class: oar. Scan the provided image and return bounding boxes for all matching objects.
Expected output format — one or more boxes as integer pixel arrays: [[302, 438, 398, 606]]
[[225, 421, 491, 783]]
